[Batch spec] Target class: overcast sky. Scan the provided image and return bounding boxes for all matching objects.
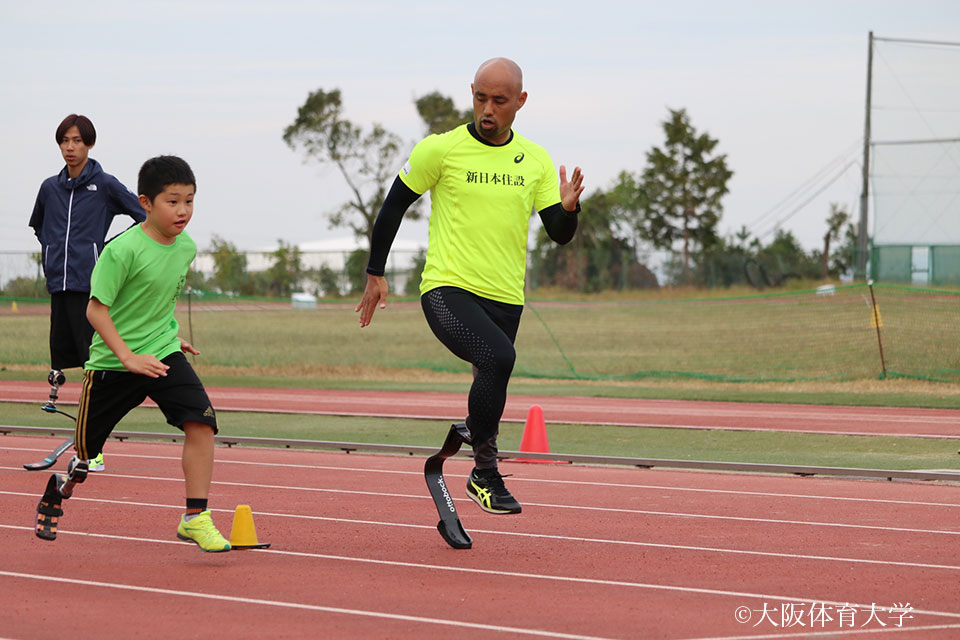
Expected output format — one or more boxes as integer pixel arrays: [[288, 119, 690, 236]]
[[2, 0, 958, 257]]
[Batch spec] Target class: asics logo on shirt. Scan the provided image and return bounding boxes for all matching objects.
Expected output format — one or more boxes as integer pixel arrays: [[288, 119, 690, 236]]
[[514, 153, 524, 163]]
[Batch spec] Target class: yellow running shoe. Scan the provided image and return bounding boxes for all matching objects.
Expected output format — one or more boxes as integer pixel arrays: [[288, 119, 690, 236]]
[[88, 453, 105, 472], [176, 511, 231, 552]]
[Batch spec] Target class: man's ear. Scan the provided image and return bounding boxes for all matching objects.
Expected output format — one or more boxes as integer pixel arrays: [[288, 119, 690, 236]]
[[517, 91, 527, 110], [138, 194, 151, 212]]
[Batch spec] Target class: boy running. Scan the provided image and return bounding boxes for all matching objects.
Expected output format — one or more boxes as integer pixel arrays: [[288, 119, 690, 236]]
[[34, 155, 231, 552]]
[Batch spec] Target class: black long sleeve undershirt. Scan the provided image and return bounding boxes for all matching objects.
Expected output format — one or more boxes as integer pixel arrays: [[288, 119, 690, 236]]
[[365, 177, 421, 277], [538, 201, 580, 245], [365, 175, 580, 276]]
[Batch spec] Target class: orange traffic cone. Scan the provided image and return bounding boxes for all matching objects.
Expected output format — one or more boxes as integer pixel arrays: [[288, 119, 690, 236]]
[[515, 405, 566, 463], [229, 504, 271, 549]]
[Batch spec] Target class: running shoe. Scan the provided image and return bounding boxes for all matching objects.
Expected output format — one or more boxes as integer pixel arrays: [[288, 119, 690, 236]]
[[177, 511, 231, 552], [466, 467, 522, 514], [88, 452, 105, 472]]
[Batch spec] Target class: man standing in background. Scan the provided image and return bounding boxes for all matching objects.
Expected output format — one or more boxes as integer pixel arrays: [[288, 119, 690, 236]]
[[29, 114, 145, 472]]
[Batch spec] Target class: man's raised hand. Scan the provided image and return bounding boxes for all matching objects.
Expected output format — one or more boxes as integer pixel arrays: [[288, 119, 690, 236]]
[[559, 165, 584, 211]]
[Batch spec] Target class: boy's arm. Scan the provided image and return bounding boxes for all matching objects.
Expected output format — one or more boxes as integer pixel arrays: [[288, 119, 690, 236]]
[[86, 297, 169, 378]]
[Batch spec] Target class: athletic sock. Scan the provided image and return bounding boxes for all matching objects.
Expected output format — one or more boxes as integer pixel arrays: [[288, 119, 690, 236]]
[[185, 498, 208, 521]]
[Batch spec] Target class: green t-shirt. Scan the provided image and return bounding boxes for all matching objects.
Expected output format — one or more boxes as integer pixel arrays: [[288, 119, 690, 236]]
[[85, 225, 195, 371], [400, 124, 561, 305]]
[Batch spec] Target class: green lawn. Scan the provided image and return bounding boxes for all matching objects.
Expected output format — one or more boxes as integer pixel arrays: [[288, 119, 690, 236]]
[[3, 402, 957, 472], [4, 283, 958, 386]]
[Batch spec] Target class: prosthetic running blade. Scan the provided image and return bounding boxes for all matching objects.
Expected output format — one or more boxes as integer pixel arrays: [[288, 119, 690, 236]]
[[23, 405, 76, 471], [424, 423, 473, 549]]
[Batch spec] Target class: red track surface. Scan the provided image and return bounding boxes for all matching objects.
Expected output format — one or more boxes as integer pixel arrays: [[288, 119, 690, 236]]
[[2, 434, 960, 639], [3, 381, 960, 637], [2, 380, 959, 438]]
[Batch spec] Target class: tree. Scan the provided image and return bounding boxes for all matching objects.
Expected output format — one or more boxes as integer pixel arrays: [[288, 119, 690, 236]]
[[531, 172, 658, 291], [283, 88, 420, 246], [344, 248, 369, 294], [756, 230, 819, 281], [265, 240, 303, 297], [404, 249, 427, 296], [821, 203, 850, 278], [638, 109, 733, 284], [833, 219, 863, 278], [414, 91, 472, 135], [207, 234, 249, 295]]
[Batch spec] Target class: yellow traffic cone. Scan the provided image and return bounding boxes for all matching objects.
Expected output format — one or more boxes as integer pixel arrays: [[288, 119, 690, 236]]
[[11, 301, 18, 313], [229, 504, 271, 549]]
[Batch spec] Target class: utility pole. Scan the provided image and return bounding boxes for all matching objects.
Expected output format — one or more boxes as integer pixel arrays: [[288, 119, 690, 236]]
[[856, 31, 874, 280]]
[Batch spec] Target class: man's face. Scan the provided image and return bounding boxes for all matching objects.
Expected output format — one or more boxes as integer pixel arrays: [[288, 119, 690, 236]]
[[471, 66, 526, 145], [139, 183, 195, 243], [59, 125, 91, 174]]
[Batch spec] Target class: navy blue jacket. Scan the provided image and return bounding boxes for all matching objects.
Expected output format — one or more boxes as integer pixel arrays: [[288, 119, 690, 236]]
[[29, 159, 146, 294]]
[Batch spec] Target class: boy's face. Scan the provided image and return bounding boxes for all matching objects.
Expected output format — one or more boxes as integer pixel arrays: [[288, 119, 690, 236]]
[[59, 125, 92, 174], [138, 183, 194, 244]]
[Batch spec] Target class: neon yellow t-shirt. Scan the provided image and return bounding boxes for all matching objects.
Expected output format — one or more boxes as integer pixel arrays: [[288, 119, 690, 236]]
[[400, 124, 561, 305], [86, 225, 194, 371]]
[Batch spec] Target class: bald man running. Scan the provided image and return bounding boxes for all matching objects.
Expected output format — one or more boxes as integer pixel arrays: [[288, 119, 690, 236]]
[[357, 57, 584, 514]]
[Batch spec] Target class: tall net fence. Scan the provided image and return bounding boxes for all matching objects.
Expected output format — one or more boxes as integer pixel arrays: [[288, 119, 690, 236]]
[[870, 37, 960, 283]]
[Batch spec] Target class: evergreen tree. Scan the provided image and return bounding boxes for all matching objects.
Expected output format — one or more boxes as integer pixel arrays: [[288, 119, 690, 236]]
[[639, 109, 733, 284]]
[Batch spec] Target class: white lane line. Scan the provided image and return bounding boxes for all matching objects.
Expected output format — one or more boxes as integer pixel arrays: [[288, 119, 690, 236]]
[[4, 466, 960, 537], [1, 527, 959, 624], [0, 569, 611, 640], [1, 494, 959, 572]]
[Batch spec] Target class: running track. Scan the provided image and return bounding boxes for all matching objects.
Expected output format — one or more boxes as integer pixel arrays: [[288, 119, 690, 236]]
[[1, 435, 959, 639], [2, 380, 960, 438]]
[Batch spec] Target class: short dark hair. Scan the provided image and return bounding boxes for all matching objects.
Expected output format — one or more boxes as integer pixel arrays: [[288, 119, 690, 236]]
[[137, 155, 197, 202], [56, 114, 96, 146]]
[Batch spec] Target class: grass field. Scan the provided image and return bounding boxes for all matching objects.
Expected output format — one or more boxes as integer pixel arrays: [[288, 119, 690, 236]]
[[1, 286, 958, 472], [2, 284, 959, 406], [4, 402, 958, 472]]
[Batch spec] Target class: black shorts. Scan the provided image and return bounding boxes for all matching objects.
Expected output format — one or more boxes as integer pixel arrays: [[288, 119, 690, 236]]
[[74, 352, 217, 459], [49, 291, 94, 370]]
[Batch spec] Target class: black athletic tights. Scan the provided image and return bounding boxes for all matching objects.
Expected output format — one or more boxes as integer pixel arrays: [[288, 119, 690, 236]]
[[421, 287, 522, 469]]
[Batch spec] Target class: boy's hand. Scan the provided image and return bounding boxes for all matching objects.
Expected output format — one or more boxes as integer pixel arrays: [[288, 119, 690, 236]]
[[122, 353, 170, 378], [180, 338, 200, 355]]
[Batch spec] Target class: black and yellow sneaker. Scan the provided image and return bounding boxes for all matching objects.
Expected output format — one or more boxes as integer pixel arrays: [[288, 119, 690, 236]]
[[466, 467, 522, 514]]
